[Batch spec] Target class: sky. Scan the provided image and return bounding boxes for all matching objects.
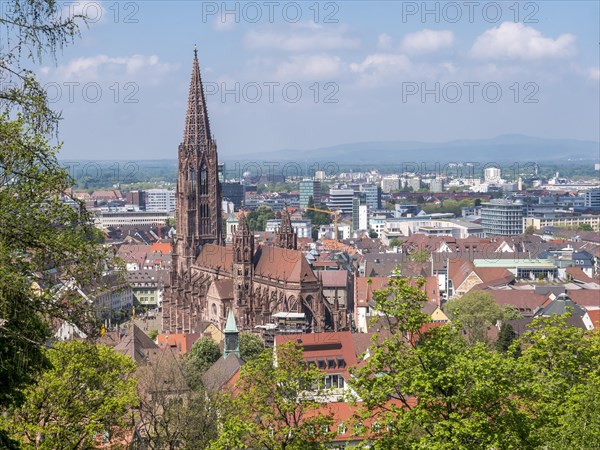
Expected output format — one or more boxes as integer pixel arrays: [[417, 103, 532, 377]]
[[18, 1, 600, 160]]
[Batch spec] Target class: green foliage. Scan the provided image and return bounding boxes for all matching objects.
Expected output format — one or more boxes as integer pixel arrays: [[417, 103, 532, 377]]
[[577, 223, 594, 231], [0, 115, 109, 408], [247, 206, 275, 231], [389, 237, 403, 248], [186, 337, 222, 375], [525, 225, 537, 235], [148, 329, 159, 340], [3, 340, 138, 449], [350, 276, 532, 449], [496, 322, 517, 353], [422, 198, 475, 216], [238, 332, 265, 362], [409, 249, 430, 263], [368, 229, 378, 238], [213, 341, 334, 450], [445, 291, 504, 345]]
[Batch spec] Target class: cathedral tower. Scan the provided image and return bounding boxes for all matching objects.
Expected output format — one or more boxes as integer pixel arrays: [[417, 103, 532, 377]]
[[275, 208, 297, 250], [172, 49, 222, 281]]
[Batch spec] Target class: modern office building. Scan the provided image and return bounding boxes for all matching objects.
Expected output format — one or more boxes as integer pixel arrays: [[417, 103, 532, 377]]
[[328, 188, 355, 214], [361, 184, 381, 210], [584, 188, 600, 210], [481, 200, 524, 236], [299, 179, 321, 209], [484, 167, 501, 183], [222, 182, 244, 210], [145, 189, 176, 212]]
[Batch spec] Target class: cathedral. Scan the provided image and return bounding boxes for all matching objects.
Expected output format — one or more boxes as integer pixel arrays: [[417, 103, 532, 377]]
[[162, 50, 345, 334]]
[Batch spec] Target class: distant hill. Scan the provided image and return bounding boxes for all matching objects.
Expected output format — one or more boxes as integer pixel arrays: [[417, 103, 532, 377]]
[[231, 135, 599, 163]]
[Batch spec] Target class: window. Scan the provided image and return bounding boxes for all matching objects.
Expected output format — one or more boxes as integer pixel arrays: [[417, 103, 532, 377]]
[[324, 374, 345, 389]]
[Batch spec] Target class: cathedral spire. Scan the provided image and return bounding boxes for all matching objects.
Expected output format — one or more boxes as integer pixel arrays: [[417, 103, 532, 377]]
[[182, 48, 211, 151], [276, 207, 297, 250]]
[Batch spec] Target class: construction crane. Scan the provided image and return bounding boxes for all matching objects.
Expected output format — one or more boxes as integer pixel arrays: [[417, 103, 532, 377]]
[[305, 207, 341, 241]]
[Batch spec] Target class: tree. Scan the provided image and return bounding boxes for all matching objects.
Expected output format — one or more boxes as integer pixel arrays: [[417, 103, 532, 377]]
[[3, 340, 138, 449], [0, 0, 105, 423], [409, 249, 430, 263], [525, 225, 537, 235], [136, 347, 219, 450], [577, 223, 593, 231], [349, 276, 532, 449], [238, 332, 265, 362], [247, 206, 275, 231], [213, 341, 334, 450], [389, 238, 402, 248], [368, 229, 378, 239], [185, 337, 222, 375], [496, 322, 517, 353], [515, 313, 600, 447], [445, 291, 504, 345]]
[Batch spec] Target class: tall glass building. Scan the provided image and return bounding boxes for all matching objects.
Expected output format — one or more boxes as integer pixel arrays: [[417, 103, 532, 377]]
[[481, 200, 524, 236]]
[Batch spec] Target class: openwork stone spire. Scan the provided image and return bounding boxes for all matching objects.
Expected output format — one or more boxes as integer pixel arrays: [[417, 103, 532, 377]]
[[276, 208, 297, 250], [182, 47, 211, 152]]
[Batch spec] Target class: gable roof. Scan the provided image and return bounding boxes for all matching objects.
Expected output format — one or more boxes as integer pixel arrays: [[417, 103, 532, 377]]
[[114, 324, 158, 363], [202, 354, 245, 392], [196, 244, 233, 274], [253, 245, 318, 283]]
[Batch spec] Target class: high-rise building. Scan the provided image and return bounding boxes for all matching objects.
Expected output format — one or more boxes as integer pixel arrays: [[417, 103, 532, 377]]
[[299, 179, 321, 208], [484, 167, 502, 183], [381, 176, 400, 193], [126, 190, 145, 210], [481, 200, 524, 236], [222, 182, 244, 210], [430, 179, 444, 193], [408, 177, 421, 191], [584, 188, 600, 210], [145, 189, 176, 212], [328, 188, 355, 214], [361, 184, 381, 210]]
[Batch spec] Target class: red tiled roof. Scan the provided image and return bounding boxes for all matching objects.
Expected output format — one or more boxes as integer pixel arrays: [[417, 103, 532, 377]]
[[150, 242, 172, 254], [355, 277, 389, 307], [483, 289, 549, 316], [196, 244, 233, 274], [566, 290, 600, 309], [254, 246, 318, 284], [317, 270, 348, 288]]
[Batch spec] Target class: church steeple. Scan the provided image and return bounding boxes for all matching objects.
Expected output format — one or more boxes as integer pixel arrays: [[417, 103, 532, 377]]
[[224, 309, 240, 358], [276, 208, 297, 250], [182, 47, 212, 152]]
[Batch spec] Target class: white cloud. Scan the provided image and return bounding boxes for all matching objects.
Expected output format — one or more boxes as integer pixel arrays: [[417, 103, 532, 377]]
[[470, 22, 576, 60], [377, 33, 393, 50], [42, 54, 178, 82], [589, 67, 600, 81], [400, 29, 454, 54], [244, 22, 361, 52], [350, 53, 411, 75], [274, 54, 343, 79], [213, 13, 236, 31]]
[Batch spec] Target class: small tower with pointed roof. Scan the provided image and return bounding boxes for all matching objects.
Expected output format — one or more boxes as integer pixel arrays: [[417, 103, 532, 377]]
[[224, 309, 240, 358], [275, 208, 297, 250]]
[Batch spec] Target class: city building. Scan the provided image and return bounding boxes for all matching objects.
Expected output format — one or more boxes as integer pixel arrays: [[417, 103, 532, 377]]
[[328, 188, 355, 214], [299, 179, 321, 208], [126, 190, 145, 210], [222, 182, 244, 210], [481, 200, 524, 236], [96, 211, 172, 228], [145, 189, 176, 212], [584, 188, 600, 210], [381, 175, 401, 193], [484, 167, 501, 183], [360, 184, 381, 210], [407, 177, 421, 191], [265, 218, 312, 239], [523, 215, 600, 232], [430, 179, 444, 193]]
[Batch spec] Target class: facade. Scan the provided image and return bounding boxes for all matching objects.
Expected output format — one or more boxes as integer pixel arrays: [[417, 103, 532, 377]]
[[361, 184, 381, 210], [265, 218, 312, 239], [484, 167, 501, 183], [222, 182, 244, 209], [145, 189, 176, 212], [430, 179, 444, 193], [299, 179, 321, 208], [381, 175, 400, 193], [481, 200, 524, 236], [96, 211, 172, 228], [328, 188, 355, 214], [407, 177, 421, 191], [523, 215, 600, 232], [163, 51, 343, 335], [584, 188, 600, 210]]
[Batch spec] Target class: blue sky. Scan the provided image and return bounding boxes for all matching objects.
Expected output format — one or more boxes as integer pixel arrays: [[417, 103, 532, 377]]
[[29, 1, 600, 160]]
